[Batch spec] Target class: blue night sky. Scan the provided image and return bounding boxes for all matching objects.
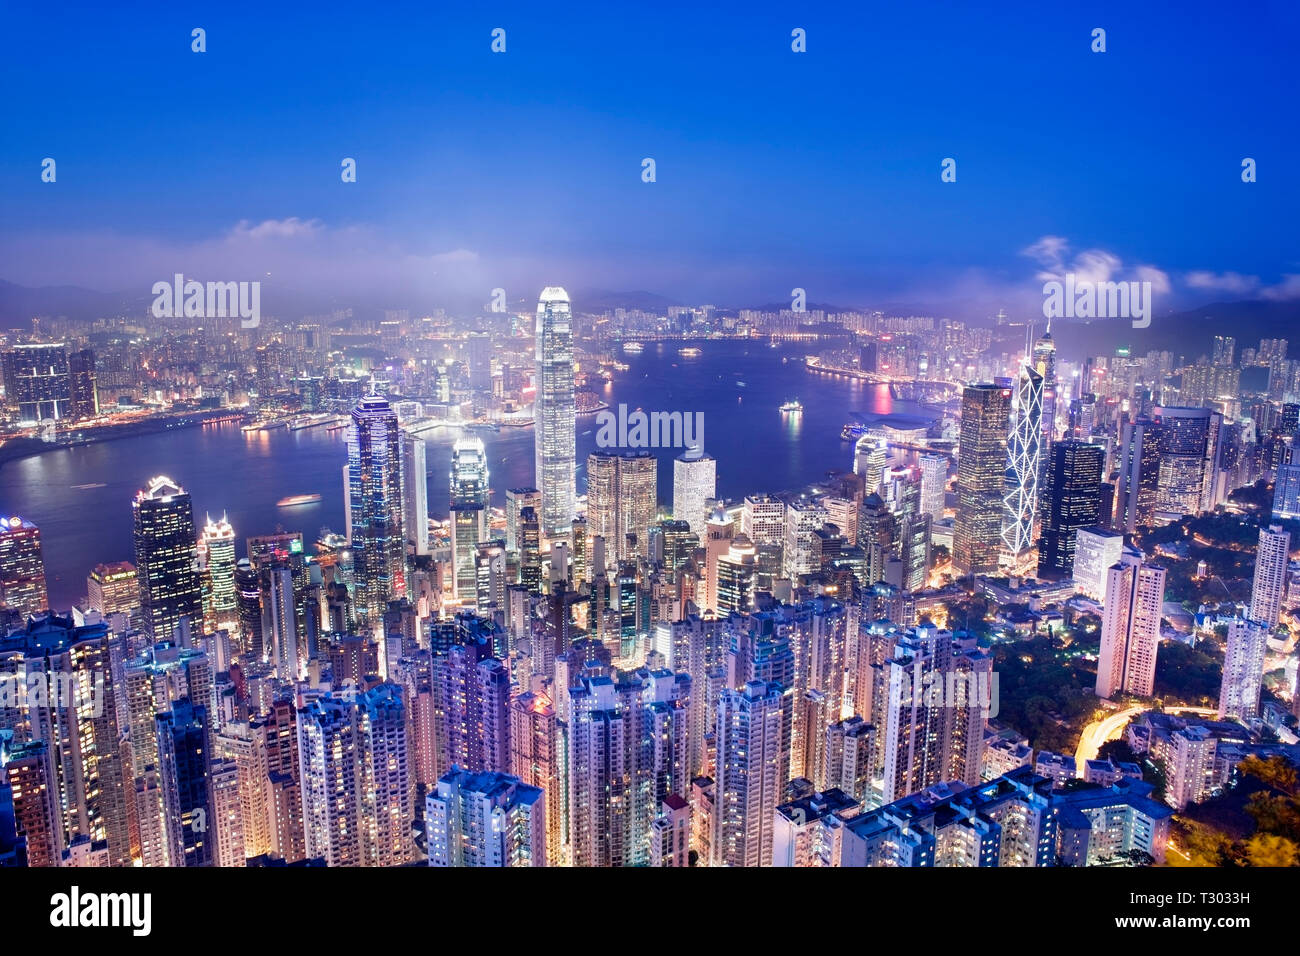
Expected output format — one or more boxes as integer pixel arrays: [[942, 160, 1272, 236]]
[[2, 0, 1298, 317]]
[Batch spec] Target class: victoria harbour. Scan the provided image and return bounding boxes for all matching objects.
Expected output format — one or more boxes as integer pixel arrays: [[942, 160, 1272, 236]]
[[1, 340, 929, 608]]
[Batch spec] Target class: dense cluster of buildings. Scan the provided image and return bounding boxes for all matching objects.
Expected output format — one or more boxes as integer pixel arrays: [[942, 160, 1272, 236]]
[[1, 298, 1298, 867]]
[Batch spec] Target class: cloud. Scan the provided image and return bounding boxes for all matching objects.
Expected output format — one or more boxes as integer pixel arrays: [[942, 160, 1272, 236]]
[[227, 217, 324, 240], [1185, 270, 1261, 294], [1260, 274, 1300, 301]]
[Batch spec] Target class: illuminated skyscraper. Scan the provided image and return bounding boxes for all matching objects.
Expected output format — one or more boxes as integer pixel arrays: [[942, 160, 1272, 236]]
[[918, 453, 948, 523], [672, 452, 716, 533], [1095, 550, 1166, 698], [1071, 527, 1124, 601], [1032, 322, 1058, 447], [1037, 440, 1104, 579], [426, 769, 546, 867], [156, 698, 213, 867], [132, 476, 202, 642], [0, 515, 48, 617], [716, 535, 759, 615], [534, 287, 576, 541], [953, 384, 1011, 577], [587, 450, 657, 564], [1, 342, 70, 422], [67, 347, 99, 420], [87, 560, 140, 619], [1250, 524, 1290, 628], [198, 514, 237, 634], [505, 487, 541, 554], [1117, 417, 1162, 531], [450, 436, 490, 602], [1218, 618, 1268, 723], [1002, 362, 1044, 563], [403, 433, 430, 556], [714, 679, 788, 867], [509, 690, 562, 864], [347, 393, 407, 622], [853, 434, 888, 495]]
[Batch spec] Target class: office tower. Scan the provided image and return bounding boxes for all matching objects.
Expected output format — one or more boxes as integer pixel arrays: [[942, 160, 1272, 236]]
[[1152, 406, 1218, 519], [841, 765, 1056, 867], [895, 513, 931, 591], [1002, 362, 1044, 563], [3, 740, 61, 867], [853, 434, 888, 494], [86, 561, 139, 618], [1117, 418, 1161, 531], [426, 769, 546, 867], [347, 393, 407, 623], [1, 342, 70, 422], [155, 698, 212, 867], [953, 384, 1011, 577], [298, 684, 412, 867], [1250, 524, 1291, 628], [918, 453, 947, 523], [742, 494, 786, 548], [587, 450, 657, 564], [402, 433, 430, 555], [567, 669, 692, 867], [703, 508, 734, 611], [1037, 440, 1104, 578], [880, 623, 991, 802], [505, 487, 541, 553], [196, 514, 237, 635], [434, 639, 511, 774], [534, 287, 576, 540], [0, 516, 48, 617], [450, 436, 490, 602], [1032, 322, 1058, 447], [655, 519, 699, 575], [510, 691, 562, 865], [1071, 527, 1124, 601], [1218, 618, 1268, 723], [265, 564, 304, 681], [1273, 461, 1300, 520], [518, 507, 542, 594], [570, 516, 588, 584], [233, 559, 264, 659], [783, 499, 827, 579], [67, 347, 98, 419], [474, 540, 507, 613], [858, 493, 893, 585], [1095, 550, 1166, 698], [672, 452, 716, 533], [716, 535, 758, 615], [133, 476, 202, 642], [714, 679, 787, 867]]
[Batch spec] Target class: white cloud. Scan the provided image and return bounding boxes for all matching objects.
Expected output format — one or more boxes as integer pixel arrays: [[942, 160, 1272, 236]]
[[1185, 270, 1260, 294]]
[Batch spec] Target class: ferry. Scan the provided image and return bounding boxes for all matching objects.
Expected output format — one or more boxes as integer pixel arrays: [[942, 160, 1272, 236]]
[[678, 346, 702, 358], [779, 399, 803, 413], [622, 342, 645, 353], [736, 381, 747, 387], [277, 493, 322, 508]]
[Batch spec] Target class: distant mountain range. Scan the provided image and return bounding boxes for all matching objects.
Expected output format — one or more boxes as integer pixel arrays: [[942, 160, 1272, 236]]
[[2, 277, 1296, 361]]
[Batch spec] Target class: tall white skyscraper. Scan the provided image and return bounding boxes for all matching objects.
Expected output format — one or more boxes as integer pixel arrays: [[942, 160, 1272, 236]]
[[534, 287, 576, 541], [853, 434, 888, 494], [918, 453, 947, 523], [403, 433, 430, 555], [451, 436, 490, 602], [197, 513, 237, 634], [1218, 618, 1268, 723], [1095, 549, 1166, 699], [1250, 524, 1290, 628], [672, 452, 716, 533]]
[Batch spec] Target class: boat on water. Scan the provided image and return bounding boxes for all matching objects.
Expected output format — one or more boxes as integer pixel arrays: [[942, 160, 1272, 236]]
[[277, 493, 322, 508], [678, 346, 702, 357], [779, 399, 803, 413], [736, 381, 747, 387], [622, 342, 645, 353]]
